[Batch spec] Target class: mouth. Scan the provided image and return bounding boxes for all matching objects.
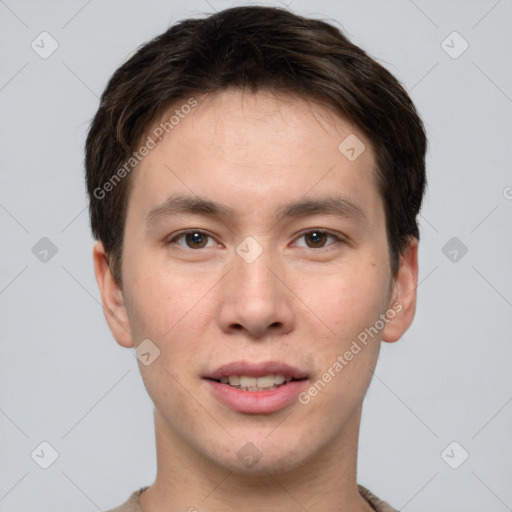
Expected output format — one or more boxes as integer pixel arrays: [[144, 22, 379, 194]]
[[208, 374, 306, 392], [203, 361, 309, 414]]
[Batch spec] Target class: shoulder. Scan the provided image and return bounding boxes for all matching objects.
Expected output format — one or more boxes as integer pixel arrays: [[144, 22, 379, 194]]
[[105, 486, 149, 512], [358, 485, 400, 512]]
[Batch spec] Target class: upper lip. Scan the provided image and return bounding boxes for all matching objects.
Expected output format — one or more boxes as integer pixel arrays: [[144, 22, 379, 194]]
[[204, 361, 308, 381]]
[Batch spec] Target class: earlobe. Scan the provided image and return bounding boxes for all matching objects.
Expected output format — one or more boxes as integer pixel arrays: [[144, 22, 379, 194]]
[[381, 237, 419, 343], [92, 241, 134, 348]]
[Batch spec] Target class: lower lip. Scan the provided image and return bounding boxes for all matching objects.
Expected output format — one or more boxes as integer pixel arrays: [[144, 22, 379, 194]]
[[205, 379, 308, 414]]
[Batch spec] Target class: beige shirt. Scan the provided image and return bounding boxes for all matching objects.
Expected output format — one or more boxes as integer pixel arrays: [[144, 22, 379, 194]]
[[107, 485, 399, 511]]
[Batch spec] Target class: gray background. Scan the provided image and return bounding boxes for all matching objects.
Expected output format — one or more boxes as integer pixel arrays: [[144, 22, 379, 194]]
[[1, 0, 511, 510]]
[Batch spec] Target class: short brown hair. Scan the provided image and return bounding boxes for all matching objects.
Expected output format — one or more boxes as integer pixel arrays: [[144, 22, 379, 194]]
[[85, 5, 427, 285]]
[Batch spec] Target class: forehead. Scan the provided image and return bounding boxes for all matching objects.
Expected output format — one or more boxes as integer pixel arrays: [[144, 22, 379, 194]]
[[128, 89, 381, 225], [157, 89, 370, 160]]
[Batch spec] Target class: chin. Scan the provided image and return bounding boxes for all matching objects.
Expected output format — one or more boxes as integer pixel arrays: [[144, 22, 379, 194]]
[[199, 434, 315, 476], [218, 452, 307, 476]]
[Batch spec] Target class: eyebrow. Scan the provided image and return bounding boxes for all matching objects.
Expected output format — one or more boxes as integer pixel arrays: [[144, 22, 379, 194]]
[[145, 193, 366, 228]]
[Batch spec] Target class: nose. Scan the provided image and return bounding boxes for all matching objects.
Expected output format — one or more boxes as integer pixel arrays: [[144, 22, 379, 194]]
[[217, 244, 295, 339]]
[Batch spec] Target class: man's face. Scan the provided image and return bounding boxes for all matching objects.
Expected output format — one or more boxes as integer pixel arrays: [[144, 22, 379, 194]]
[[97, 89, 414, 474]]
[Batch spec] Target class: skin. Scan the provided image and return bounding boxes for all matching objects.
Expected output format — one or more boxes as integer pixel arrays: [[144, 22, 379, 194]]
[[94, 89, 418, 511]]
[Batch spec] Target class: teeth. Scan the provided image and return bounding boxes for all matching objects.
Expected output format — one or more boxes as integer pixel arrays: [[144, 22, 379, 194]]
[[256, 375, 275, 388], [219, 374, 292, 390], [275, 375, 285, 385], [239, 376, 256, 387]]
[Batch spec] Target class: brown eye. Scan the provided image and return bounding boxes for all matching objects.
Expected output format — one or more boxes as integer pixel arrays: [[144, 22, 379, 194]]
[[184, 232, 209, 248], [294, 230, 340, 249], [169, 231, 216, 249], [304, 231, 329, 248]]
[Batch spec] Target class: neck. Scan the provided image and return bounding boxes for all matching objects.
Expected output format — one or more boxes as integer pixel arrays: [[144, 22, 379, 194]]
[[140, 407, 372, 512]]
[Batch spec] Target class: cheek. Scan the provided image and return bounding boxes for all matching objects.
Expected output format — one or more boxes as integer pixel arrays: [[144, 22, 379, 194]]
[[307, 262, 390, 404], [123, 264, 213, 388], [123, 270, 209, 420], [124, 260, 209, 340], [297, 268, 387, 424], [298, 260, 391, 347]]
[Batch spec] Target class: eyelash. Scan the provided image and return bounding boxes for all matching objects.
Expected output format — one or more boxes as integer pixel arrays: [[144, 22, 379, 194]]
[[166, 229, 346, 250]]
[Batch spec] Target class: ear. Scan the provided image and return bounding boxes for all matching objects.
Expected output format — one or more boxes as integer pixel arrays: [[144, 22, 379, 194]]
[[92, 241, 134, 348], [382, 237, 419, 343]]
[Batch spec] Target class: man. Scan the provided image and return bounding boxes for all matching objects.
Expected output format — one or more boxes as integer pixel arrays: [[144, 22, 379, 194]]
[[86, 6, 426, 511]]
